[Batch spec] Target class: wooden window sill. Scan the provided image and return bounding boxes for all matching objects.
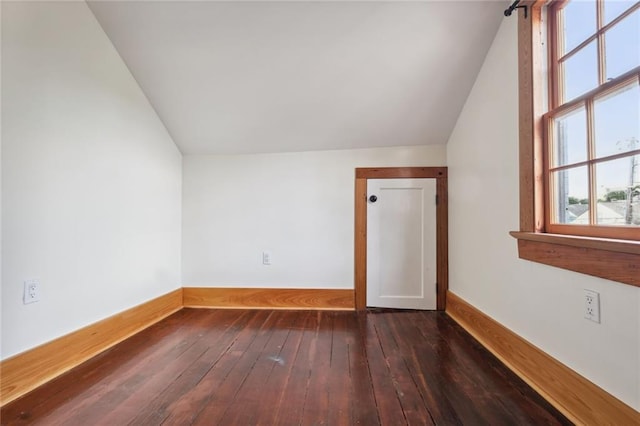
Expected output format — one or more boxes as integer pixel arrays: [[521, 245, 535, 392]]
[[509, 232, 640, 287]]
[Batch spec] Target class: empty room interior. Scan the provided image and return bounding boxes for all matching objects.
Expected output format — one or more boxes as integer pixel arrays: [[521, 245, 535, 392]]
[[1, 0, 639, 424]]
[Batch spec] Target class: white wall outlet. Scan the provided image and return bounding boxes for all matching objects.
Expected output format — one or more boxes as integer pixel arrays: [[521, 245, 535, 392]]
[[584, 289, 600, 323], [23, 279, 40, 304], [262, 251, 271, 265]]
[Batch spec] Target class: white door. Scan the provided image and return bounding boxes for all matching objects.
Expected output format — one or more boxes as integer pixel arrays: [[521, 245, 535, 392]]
[[366, 178, 437, 310]]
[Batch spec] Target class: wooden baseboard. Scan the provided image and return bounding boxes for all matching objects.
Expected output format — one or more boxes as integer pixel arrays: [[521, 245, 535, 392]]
[[183, 287, 355, 310], [0, 289, 183, 406], [445, 291, 640, 425]]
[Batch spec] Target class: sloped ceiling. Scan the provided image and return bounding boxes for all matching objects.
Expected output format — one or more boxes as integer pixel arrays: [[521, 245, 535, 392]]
[[88, 1, 505, 155]]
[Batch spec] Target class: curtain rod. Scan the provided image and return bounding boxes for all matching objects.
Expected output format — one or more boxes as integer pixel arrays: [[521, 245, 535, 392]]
[[504, 0, 528, 19]]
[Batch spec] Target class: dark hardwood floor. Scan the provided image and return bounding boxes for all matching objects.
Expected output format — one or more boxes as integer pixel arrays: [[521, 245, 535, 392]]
[[1, 309, 571, 425]]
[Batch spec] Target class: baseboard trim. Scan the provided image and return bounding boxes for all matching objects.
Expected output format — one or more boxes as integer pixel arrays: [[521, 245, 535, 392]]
[[183, 287, 355, 310], [0, 289, 183, 406], [445, 290, 639, 425]]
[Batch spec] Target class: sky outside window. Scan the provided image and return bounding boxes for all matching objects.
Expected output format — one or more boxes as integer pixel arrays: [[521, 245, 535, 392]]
[[558, 1, 639, 207]]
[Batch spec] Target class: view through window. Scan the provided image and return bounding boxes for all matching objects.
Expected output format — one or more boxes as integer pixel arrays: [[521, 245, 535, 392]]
[[546, 0, 639, 238]]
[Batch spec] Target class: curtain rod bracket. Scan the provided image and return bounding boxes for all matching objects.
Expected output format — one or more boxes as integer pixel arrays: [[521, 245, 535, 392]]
[[504, 0, 528, 19]]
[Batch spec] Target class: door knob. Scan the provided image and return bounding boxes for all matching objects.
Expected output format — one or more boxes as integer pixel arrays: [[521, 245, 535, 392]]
[[369, 195, 378, 203]]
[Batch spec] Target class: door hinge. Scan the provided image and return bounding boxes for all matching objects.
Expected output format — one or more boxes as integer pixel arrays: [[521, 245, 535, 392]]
[[435, 195, 439, 205]]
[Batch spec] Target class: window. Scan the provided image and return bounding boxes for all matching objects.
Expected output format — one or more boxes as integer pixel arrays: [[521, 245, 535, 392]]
[[546, 0, 640, 240], [511, 0, 640, 288]]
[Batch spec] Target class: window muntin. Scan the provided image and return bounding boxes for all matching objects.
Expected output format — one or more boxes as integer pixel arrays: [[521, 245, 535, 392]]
[[546, 0, 640, 239]]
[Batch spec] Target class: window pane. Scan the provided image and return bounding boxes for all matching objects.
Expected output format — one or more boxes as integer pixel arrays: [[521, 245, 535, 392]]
[[553, 106, 588, 167], [604, 10, 640, 80], [562, 0, 597, 54], [563, 41, 598, 101], [604, 0, 636, 25], [552, 166, 590, 224], [594, 82, 640, 158], [596, 156, 640, 226]]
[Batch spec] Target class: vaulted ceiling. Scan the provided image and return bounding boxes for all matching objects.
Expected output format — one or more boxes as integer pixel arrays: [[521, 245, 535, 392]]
[[88, 1, 505, 155]]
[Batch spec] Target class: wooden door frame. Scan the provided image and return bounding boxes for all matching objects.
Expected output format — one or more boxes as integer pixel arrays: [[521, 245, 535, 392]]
[[354, 167, 448, 311]]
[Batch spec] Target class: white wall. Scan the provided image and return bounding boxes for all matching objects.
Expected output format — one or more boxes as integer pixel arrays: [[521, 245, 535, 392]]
[[1, 2, 182, 359], [447, 17, 640, 410], [183, 145, 446, 288]]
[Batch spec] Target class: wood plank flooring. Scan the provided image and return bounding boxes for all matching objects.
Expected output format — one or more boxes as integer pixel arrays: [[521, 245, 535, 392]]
[[1, 309, 571, 425]]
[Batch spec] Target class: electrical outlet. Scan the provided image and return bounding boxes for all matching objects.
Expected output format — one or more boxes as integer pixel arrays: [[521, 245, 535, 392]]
[[584, 289, 600, 323], [23, 279, 40, 304], [262, 251, 271, 265]]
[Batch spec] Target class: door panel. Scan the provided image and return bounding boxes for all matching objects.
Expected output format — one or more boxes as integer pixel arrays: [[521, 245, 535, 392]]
[[366, 178, 437, 310]]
